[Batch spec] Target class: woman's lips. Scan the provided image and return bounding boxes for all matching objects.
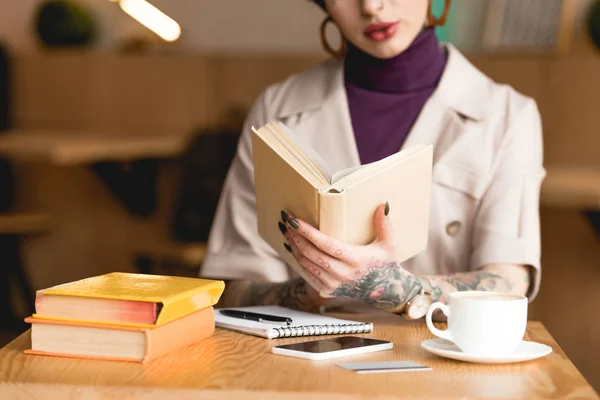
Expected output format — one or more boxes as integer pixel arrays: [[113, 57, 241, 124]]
[[363, 21, 399, 42]]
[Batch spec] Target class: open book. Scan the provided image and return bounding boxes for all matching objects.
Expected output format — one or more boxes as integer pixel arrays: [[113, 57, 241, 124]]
[[251, 121, 433, 296]]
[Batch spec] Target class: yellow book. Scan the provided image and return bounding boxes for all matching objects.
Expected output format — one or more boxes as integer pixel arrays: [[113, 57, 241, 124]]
[[33, 272, 225, 327]]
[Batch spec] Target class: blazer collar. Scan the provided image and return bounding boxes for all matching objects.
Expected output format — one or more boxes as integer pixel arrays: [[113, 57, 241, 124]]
[[432, 44, 489, 121], [276, 44, 490, 122]]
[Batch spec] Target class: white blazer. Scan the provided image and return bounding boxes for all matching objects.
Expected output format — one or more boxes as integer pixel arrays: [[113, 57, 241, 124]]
[[200, 44, 545, 300]]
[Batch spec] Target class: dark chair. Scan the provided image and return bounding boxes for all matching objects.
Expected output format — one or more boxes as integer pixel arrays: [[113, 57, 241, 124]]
[[170, 130, 241, 243], [134, 128, 241, 277]]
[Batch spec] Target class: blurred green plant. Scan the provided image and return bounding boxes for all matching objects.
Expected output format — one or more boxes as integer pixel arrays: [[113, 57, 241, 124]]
[[34, 0, 96, 47], [589, 0, 600, 50]]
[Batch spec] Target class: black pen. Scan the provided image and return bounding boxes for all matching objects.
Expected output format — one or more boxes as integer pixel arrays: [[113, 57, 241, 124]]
[[220, 309, 293, 325]]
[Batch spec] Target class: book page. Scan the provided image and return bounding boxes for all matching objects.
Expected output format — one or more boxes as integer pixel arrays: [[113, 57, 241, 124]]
[[266, 124, 329, 187], [252, 125, 326, 190], [278, 122, 333, 183], [329, 145, 428, 187]]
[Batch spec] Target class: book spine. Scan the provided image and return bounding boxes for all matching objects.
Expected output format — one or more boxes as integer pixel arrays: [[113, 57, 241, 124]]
[[318, 189, 347, 243], [155, 281, 224, 326], [144, 307, 215, 362]]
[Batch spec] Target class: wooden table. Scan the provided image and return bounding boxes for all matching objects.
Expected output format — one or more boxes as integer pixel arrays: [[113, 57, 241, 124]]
[[0, 314, 597, 399]]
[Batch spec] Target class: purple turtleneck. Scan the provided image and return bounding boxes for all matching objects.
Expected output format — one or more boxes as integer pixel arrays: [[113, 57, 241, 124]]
[[344, 28, 447, 164]]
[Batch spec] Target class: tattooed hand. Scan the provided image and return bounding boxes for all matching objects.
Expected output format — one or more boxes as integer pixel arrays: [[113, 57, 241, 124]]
[[278, 202, 530, 316], [280, 203, 422, 312]]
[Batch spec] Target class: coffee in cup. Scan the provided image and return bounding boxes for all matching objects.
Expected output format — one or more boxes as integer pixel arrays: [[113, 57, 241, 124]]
[[425, 291, 527, 356]]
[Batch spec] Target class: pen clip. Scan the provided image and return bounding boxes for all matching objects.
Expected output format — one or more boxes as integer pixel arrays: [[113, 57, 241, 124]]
[[259, 318, 293, 326]]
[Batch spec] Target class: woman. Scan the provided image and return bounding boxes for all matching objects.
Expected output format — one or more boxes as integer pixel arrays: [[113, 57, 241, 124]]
[[200, 0, 545, 319]]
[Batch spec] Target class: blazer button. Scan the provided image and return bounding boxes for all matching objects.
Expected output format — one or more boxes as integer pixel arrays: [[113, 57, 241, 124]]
[[446, 221, 461, 237]]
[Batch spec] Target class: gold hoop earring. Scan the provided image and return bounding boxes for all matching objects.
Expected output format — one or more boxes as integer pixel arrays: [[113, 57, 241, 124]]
[[320, 16, 347, 60], [427, 0, 451, 27]]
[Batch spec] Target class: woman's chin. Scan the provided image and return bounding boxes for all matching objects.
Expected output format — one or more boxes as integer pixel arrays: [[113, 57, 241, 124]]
[[358, 42, 411, 59]]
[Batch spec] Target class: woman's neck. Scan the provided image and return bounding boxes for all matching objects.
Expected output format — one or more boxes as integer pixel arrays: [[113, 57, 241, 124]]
[[344, 28, 446, 93]]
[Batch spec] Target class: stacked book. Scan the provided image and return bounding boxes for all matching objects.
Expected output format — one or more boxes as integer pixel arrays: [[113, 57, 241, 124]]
[[25, 272, 224, 363]]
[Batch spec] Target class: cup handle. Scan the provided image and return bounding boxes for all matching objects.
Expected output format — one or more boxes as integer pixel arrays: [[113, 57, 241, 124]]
[[426, 302, 452, 341]]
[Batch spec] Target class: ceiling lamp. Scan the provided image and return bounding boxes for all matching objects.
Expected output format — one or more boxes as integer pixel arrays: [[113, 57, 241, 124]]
[[118, 0, 181, 42]]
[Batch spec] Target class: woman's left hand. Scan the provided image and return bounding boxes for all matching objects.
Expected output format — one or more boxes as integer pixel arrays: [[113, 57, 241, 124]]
[[280, 203, 421, 310]]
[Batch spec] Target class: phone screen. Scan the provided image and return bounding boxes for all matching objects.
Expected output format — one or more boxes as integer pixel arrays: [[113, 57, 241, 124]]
[[274, 336, 390, 354]]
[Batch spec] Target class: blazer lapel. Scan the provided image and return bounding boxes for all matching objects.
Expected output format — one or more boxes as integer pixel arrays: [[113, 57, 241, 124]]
[[402, 44, 491, 168], [400, 98, 463, 166], [318, 71, 362, 170]]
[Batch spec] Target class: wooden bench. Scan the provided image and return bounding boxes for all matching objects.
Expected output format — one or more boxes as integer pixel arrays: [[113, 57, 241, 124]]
[[0, 212, 51, 235], [541, 166, 600, 236], [542, 166, 600, 210]]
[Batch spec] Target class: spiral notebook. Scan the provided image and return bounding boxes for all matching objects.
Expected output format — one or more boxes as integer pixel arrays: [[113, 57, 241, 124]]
[[215, 306, 373, 339]]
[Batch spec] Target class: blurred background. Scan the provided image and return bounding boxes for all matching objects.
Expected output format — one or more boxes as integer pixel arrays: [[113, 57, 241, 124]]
[[0, 0, 598, 390]]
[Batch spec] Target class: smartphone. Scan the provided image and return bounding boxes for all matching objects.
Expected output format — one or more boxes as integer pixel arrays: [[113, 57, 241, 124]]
[[271, 336, 393, 360]]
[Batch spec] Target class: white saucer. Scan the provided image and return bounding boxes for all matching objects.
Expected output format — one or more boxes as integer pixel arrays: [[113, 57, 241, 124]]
[[421, 339, 552, 364]]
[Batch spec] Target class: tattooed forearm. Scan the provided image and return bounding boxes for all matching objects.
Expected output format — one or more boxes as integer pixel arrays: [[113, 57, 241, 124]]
[[217, 279, 319, 312], [441, 271, 513, 292], [333, 263, 423, 312], [420, 270, 516, 321], [330, 262, 527, 320], [423, 270, 514, 305]]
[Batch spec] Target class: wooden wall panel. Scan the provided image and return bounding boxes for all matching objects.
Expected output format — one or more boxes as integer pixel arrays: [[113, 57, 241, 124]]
[[545, 57, 600, 167], [469, 56, 550, 113], [90, 54, 217, 133], [11, 52, 218, 134], [212, 55, 325, 113], [12, 52, 95, 129]]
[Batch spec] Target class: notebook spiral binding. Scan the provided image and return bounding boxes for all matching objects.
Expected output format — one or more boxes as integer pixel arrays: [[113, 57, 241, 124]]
[[271, 323, 373, 338]]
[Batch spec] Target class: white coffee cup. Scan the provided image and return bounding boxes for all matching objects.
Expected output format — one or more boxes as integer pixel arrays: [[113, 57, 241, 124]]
[[425, 291, 527, 356]]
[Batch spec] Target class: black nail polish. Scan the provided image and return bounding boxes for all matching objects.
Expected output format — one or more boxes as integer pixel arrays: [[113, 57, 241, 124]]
[[278, 221, 287, 234], [385, 201, 390, 216], [281, 210, 289, 222], [288, 217, 299, 229], [284, 243, 292, 253]]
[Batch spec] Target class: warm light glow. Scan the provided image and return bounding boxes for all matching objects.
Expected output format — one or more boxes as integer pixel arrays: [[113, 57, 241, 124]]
[[118, 0, 181, 42]]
